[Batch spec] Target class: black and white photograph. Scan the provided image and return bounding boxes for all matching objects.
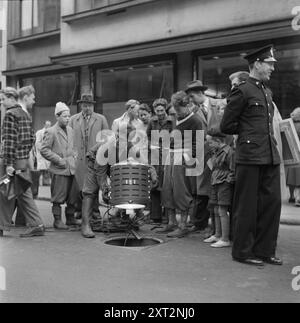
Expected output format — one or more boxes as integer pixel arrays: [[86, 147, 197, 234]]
[[0, 0, 300, 306]]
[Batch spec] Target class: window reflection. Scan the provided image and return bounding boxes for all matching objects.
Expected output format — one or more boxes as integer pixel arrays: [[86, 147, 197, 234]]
[[200, 45, 300, 117]]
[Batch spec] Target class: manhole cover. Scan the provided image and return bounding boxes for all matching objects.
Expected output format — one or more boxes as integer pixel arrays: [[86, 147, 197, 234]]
[[104, 237, 163, 248]]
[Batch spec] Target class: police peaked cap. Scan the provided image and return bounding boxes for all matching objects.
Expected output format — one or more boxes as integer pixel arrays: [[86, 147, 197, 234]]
[[244, 45, 277, 64]]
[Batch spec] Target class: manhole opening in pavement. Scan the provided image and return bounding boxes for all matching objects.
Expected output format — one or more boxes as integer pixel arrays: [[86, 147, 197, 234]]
[[104, 237, 163, 248]]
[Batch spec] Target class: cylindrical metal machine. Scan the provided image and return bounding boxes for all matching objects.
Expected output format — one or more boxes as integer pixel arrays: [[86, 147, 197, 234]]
[[110, 162, 151, 210]]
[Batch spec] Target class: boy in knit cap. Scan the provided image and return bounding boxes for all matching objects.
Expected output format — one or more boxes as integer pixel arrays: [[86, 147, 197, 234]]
[[41, 102, 79, 230]]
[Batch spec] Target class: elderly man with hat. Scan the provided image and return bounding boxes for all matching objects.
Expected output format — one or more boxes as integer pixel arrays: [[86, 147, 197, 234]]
[[185, 80, 212, 135], [221, 45, 282, 266], [69, 93, 109, 218], [185, 80, 214, 235], [41, 102, 78, 229]]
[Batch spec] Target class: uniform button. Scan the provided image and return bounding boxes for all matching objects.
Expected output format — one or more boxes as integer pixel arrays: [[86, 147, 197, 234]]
[[247, 140, 250, 143]]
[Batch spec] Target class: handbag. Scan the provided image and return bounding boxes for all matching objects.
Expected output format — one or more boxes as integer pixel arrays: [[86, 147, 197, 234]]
[[0, 175, 16, 200], [0, 171, 32, 201]]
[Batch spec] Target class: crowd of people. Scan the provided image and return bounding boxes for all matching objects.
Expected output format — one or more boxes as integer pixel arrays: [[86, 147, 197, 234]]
[[1, 44, 300, 266]]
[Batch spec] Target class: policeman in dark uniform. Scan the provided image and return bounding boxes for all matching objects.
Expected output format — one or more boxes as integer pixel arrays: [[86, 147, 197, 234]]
[[220, 45, 282, 266]]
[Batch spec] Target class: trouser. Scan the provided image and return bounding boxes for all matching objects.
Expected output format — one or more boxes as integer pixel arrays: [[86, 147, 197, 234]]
[[191, 195, 209, 229], [162, 164, 195, 213], [0, 159, 43, 231], [150, 190, 163, 221], [232, 164, 281, 260], [41, 170, 51, 186], [82, 165, 104, 216], [50, 174, 77, 215]]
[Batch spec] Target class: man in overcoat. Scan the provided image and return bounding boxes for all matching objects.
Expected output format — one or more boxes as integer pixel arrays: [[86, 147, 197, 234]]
[[69, 94, 109, 217], [185, 80, 212, 233], [220, 45, 282, 266]]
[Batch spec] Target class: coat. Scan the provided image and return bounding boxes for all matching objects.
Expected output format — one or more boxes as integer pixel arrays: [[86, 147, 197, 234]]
[[69, 112, 109, 189], [220, 77, 281, 165], [35, 128, 50, 171], [40, 123, 77, 176], [146, 115, 174, 189]]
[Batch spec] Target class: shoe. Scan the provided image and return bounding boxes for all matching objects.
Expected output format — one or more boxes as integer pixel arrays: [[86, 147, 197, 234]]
[[295, 201, 300, 207], [188, 225, 201, 233], [53, 219, 69, 230], [233, 257, 264, 266], [257, 256, 283, 266], [0, 230, 3, 237], [204, 235, 219, 243], [66, 214, 81, 226], [289, 197, 296, 203], [167, 228, 189, 238], [211, 240, 231, 248], [156, 224, 177, 233], [20, 225, 45, 238], [150, 219, 162, 225]]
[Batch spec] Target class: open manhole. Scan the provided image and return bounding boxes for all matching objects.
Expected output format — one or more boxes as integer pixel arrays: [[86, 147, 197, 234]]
[[104, 237, 163, 248]]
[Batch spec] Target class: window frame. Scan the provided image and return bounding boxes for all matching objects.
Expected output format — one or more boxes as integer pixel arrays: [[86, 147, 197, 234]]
[[63, 0, 159, 23], [75, 0, 156, 13], [8, 0, 60, 41]]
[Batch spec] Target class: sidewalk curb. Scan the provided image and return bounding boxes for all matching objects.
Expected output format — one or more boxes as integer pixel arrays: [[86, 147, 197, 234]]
[[280, 218, 300, 226]]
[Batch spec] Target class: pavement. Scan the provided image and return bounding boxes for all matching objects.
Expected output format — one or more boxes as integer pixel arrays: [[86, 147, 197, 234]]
[[0, 188, 299, 303], [0, 200, 300, 303]]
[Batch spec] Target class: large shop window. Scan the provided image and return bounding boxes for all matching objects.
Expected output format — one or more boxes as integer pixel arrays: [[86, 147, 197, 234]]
[[8, 0, 60, 39], [21, 72, 78, 132], [95, 61, 174, 127], [200, 45, 300, 118]]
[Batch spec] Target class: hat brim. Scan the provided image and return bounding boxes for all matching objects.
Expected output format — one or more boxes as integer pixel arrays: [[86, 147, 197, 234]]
[[77, 100, 96, 104], [263, 57, 277, 62], [185, 86, 208, 93]]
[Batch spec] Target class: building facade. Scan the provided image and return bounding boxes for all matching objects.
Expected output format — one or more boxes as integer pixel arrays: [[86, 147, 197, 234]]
[[2, 0, 300, 130]]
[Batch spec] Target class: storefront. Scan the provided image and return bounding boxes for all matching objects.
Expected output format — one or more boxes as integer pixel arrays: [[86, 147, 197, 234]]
[[93, 58, 175, 126], [196, 40, 300, 118], [20, 70, 79, 131]]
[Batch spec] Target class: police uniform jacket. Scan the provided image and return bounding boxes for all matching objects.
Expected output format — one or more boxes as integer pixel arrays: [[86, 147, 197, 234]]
[[220, 77, 280, 165]]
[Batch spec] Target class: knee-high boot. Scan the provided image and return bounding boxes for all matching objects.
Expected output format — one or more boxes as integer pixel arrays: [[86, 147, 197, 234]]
[[81, 197, 95, 238]]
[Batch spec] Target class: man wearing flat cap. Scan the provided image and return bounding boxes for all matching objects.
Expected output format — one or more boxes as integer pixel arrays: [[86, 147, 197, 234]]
[[41, 102, 78, 230], [221, 45, 282, 266], [69, 93, 109, 218]]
